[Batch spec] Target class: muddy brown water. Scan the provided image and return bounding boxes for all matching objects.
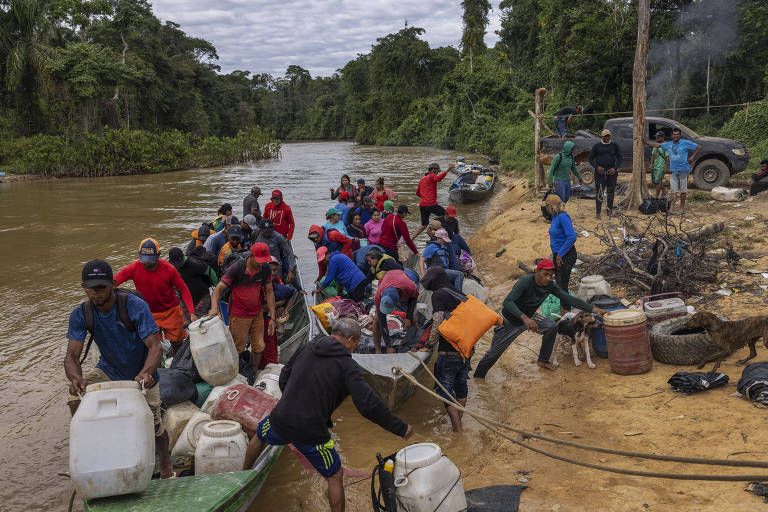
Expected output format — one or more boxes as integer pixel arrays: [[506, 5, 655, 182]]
[[0, 142, 505, 511]]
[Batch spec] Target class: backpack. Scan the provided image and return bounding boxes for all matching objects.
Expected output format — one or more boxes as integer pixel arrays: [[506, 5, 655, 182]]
[[425, 241, 450, 269], [638, 198, 669, 215], [80, 288, 144, 364], [436, 288, 503, 360], [219, 253, 270, 305]]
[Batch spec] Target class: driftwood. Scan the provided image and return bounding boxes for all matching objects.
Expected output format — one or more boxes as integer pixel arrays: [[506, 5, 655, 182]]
[[705, 249, 768, 261]]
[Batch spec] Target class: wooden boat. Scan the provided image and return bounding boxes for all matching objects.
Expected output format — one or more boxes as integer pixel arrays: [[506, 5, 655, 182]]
[[448, 169, 496, 204], [82, 251, 312, 512]]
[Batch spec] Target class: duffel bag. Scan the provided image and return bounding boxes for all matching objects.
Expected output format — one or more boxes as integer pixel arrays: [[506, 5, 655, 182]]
[[437, 288, 503, 359]]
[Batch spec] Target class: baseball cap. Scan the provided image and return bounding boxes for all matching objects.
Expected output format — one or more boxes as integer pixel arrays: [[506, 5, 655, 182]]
[[383, 200, 394, 211], [138, 238, 160, 263], [269, 256, 280, 264], [168, 247, 184, 269], [259, 218, 274, 231], [428, 219, 442, 231], [326, 207, 340, 219], [227, 215, 239, 226], [250, 242, 271, 263], [536, 258, 556, 270], [196, 223, 211, 240], [397, 205, 409, 215], [271, 189, 282, 199], [357, 178, 366, 185], [446, 206, 457, 218], [316, 246, 329, 263], [600, 129, 611, 137], [82, 259, 113, 288], [435, 229, 451, 242], [243, 214, 259, 230], [655, 130, 666, 138], [379, 289, 399, 314], [228, 225, 244, 239]]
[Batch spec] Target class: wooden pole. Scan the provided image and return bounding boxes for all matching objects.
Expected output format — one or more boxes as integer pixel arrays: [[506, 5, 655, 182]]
[[627, 0, 650, 208], [534, 87, 547, 190]]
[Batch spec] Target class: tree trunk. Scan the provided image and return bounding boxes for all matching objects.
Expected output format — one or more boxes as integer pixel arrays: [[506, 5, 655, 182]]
[[534, 88, 547, 190], [626, 0, 650, 209]]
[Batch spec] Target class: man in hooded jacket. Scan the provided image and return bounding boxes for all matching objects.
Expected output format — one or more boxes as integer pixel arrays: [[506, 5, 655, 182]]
[[548, 140, 582, 204], [243, 318, 413, 512]]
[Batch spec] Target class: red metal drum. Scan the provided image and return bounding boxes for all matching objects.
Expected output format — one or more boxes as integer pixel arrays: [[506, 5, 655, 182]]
[[604, 310, 652, 375]]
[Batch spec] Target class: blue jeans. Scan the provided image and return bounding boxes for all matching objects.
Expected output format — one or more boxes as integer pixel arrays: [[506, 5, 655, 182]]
[[449, 233, 471, 257], [434, 353, 470, 401], [554, 117, 568, 136], [474, 314, 557, 378], [444, 268, 464, 291], [554, 180, 571, 203]]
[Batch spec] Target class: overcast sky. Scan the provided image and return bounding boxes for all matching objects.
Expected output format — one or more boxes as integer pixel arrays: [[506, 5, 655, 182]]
[[150, 0, 501, 78]]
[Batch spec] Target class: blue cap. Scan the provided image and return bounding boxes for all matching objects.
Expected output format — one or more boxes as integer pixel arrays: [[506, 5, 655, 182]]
[[138, 238, 159, 263], [379, 289, 399, 314], [357, 178, 365, 185]]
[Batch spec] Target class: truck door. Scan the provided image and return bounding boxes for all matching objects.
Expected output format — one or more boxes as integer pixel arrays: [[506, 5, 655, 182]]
[[611, 121, 634, 169]]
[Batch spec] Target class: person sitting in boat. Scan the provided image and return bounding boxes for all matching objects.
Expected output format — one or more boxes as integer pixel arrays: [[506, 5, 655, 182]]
[[168, 247, 218, 318], [419, 230, 464, 291], [373, 269, 419, 354], [324, 207, 349, 237], [436, 206, 472, 258], [65, 259, 173, 478], [381, 200, 395, 219], [269, 257, 299, 336], [347, 195, 374, 227], [211, 202, 233, 232], [264, 190, 295, 241], [314, 249, 368, 303], [369, 177, 397, 211], [243, 318, 413, 512], [217, 224, 245, 266], [185, 223, 211, 255], [413, 162, 449, 239], [417, 267, 470, 432], [364, 247, 404, 283], [354, 178, 374, 205], [242, 214, 260, 245], [334, 191, 352, 224], [330, 174, 355, 202], [379, 205, 419, 264], [364, 208, 384, 244], [203, 216, 235, 258], [254, 218, 296, 285], [308, 226, 355, 281], [345, 212, 367, 240]]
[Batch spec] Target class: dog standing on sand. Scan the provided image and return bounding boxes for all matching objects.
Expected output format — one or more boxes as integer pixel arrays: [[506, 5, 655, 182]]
[[686, 312, 768, 372], [553, 311, 600, 369]]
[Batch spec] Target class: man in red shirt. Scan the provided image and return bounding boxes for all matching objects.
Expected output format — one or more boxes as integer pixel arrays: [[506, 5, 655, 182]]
[[413, 163, 448, 239], [263, 190, 295, 241], [115, 238, 196, 351], [378, 205, 419, 264], [373, 270, 419, 353], [209, 243, 276, 369]]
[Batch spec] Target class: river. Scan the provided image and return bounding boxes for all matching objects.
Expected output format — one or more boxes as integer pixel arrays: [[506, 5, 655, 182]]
[[0, 142, 499, 510]]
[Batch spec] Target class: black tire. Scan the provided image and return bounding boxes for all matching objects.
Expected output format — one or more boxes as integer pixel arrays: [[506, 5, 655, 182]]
[[577, 163, 595, 185], [693, 159, 730, 190], [649, 315, 720, 365]]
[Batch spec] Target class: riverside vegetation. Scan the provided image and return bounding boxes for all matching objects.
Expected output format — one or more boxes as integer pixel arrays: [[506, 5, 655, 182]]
[[1, 0, 767, 176]]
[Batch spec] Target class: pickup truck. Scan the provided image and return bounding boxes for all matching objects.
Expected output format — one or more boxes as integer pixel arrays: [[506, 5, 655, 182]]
[[539, 116, 750, 190]]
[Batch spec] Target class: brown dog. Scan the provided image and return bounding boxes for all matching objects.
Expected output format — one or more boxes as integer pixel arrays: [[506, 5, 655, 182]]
[[686, 312, 768, 372]]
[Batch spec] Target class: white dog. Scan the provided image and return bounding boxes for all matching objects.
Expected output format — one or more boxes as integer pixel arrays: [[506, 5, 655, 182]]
[[552, 311, 599, 369]]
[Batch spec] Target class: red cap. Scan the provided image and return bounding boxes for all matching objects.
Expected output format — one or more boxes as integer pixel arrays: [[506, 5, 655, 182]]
[[316, 246, 329, 263], [446, 206, 457, 218], [250, 242, 271, 263], [271, 189, 282, 198], [536, 259, 556, 270]]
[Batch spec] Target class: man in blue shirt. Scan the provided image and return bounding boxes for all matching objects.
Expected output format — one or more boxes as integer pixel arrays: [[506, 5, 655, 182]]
[[649, 128, 700, 217], [314, 250, 368, 302], [64, 259, 172, 478], [419, 229, 464, 291]]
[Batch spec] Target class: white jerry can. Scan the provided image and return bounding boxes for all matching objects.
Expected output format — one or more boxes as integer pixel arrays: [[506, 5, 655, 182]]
[[69, 381, 154, 499], [393, 443, 467, 512], [188, 315, 239, 386], [194, 420, 249, 475]]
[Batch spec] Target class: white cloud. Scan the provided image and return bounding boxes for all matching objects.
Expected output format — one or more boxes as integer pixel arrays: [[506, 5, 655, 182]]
[[149, 0, 502, 77]]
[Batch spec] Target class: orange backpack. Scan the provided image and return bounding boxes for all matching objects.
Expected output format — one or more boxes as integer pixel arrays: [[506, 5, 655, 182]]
[[437, 289, 503, 359]]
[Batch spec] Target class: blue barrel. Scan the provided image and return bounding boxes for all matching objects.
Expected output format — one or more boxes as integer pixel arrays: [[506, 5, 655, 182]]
[[592, 305, 626, 358]]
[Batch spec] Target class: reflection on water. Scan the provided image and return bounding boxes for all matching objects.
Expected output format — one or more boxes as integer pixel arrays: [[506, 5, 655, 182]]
[[0, 142, 496, 510]]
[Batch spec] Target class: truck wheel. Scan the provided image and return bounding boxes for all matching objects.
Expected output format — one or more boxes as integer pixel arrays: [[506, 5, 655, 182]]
[[693, 159, 730, 190], [576, 164, 594, 185]]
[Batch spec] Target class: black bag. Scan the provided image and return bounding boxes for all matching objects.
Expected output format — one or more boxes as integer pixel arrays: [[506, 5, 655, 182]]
[[639, 198, 669, 215], [238, 351, 256, 385], [157, 368, 198, 407], [169, 338, 199, 381]]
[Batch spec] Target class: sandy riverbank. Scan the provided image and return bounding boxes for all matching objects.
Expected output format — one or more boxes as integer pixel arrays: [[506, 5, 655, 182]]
[[459, 172, 768, 510]]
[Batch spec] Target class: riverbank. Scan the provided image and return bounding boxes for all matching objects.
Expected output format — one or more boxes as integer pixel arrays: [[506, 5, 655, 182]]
[[0, 126, 280, 177], [461, 171, 768, 509]]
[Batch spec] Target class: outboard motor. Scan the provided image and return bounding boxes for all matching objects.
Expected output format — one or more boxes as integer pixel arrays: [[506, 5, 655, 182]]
[[371, 452, 398, 511]]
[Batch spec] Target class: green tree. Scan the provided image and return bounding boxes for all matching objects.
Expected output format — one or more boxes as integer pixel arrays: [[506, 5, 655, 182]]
[[461, 0, 492, 70]]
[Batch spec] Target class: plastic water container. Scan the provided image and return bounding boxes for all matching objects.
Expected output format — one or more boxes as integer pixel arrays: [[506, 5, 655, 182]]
[[69, 381, 154, 499], [393, 443, 467, 512], [200, 374, 249, 415], [188, 315, 239, 386], [462, 278, 489, 304], [711, 186, 745, 202], [604, 310, 652, 375], [211, 384, 279, 437], [164, 401, 200, 448], [171, 410, 211, 457], [194, 420, 249, 475], [577, 275, 612, 302], [254, 363, 284, 399]]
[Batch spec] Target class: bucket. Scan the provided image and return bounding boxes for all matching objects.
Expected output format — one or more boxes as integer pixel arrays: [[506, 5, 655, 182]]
[[171, 410, 211, 457], [604, 310, 652, 375], [69, 381, 154, 499]]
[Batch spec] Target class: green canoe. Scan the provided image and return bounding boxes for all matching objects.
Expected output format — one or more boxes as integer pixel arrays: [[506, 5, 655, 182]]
[[84, 445, 283, 512]]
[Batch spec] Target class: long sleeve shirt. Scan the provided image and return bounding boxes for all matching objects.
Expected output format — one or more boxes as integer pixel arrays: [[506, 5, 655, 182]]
[[501, 273, 593, 323], [319, 253, 366, 291], [264, 201, 295, 240], [114, 260, 195, 315], [589, 141, 623, 171], [416, 171, 448, 206], [549, 212, 577, 258], [374, 270, 419, 319], [548, 141, 581, 183], [378, 213, 418, 254]]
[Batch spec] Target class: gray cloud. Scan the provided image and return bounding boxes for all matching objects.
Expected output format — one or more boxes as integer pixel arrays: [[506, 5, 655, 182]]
[[150, 0, 501, 77]]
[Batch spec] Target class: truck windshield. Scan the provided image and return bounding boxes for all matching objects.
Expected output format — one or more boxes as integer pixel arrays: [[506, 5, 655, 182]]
[[671, 120, 700, 138]]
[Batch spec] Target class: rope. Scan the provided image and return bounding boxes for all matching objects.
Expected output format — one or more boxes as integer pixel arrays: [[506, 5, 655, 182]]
[[544, 100, 766, 118], [398, 353, 768, 480]]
